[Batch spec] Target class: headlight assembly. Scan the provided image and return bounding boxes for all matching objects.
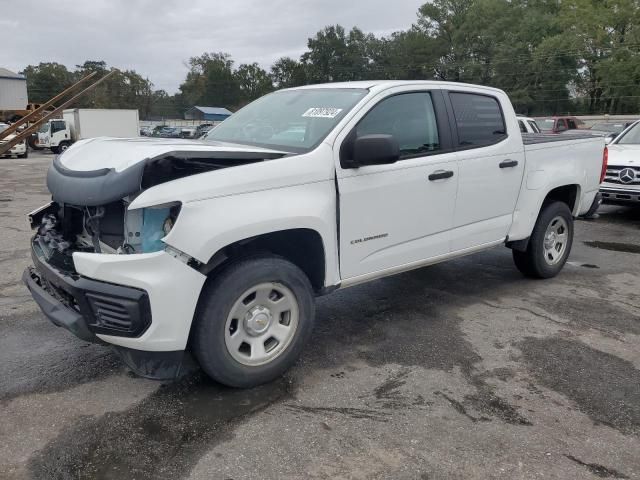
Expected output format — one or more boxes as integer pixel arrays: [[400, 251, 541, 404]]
[[124, 202, 181, 253]]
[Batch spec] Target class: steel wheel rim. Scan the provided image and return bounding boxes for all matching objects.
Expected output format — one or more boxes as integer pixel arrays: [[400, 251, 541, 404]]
[[543, 215, 569, 265], [224, 282, 299, 366], [60, 144, 68, 151]]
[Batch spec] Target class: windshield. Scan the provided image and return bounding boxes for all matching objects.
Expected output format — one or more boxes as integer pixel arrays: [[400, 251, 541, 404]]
[[0, 124, 7, 133], [537, 118, 555, 132], [616, 122, 640, 145], [38, 123, 50, 133], [204, 88, 368, 152]]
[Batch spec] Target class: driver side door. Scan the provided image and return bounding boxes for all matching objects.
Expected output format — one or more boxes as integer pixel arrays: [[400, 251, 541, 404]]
[[336, 89, 459, 282]]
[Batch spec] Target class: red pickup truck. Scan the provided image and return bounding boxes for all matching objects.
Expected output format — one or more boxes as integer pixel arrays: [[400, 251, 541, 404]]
[[535, 116, 587, 134]]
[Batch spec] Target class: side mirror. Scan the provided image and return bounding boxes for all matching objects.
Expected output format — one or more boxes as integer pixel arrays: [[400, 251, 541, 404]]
[[346, 134, 400, 168], [604, 133, 616, 144]]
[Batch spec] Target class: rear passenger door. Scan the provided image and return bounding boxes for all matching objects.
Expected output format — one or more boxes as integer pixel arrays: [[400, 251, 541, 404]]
[[336, 89, 459, 281], [445, 90, 525, 251]]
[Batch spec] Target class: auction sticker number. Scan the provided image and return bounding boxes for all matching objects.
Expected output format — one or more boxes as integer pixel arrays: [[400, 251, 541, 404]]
[[302, 107, 343, 118]]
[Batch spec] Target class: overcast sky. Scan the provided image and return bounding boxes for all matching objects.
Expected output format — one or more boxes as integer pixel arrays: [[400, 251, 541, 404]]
[[0, 0, 424, 93]]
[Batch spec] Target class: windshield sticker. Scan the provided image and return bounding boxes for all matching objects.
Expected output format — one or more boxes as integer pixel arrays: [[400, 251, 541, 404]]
[[302, 107, 343, 118]]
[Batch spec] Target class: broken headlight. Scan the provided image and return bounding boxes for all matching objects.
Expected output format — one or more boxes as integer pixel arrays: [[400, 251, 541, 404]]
[[124, 202, 181, 253]]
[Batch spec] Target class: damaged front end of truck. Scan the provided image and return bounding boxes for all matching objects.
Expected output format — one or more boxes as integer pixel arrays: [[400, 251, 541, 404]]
[[23, 145, 286, 379]]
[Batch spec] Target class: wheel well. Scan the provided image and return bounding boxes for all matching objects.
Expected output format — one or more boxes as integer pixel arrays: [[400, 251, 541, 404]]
[[543, 185, 579, 214], [202, 229, 326, 293]]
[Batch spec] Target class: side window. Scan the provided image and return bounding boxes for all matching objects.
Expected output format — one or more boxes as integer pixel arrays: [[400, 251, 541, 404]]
[[556, 119, 567, 131], [51, 121, 65, 133], [449, 92, 506, 147], [355, 92, 440, 158], [567, 119, 577, 129], [518, 120, 527, 133]]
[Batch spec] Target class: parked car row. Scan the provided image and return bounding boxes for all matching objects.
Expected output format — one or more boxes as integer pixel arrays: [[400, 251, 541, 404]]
[[140, 123, 216, 139]]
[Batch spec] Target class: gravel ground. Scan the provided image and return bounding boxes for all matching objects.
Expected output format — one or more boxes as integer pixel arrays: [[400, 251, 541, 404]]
[[1, 150, 639, 480]]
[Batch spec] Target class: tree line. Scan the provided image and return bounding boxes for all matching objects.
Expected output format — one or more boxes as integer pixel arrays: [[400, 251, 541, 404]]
[[22, 0, 640, 119]]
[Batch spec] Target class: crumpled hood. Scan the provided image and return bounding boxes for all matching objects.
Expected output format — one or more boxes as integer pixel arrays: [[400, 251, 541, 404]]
[[58, 137, 287, 172], [607, 144, 640, 167]]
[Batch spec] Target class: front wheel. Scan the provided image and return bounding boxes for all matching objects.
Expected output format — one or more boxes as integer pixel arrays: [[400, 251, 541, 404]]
[[191, 255, 315, 388], [513, 201, 574, 279]]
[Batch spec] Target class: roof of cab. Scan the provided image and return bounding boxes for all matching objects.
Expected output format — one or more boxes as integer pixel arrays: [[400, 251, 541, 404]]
[[287, 80, 504, 94]]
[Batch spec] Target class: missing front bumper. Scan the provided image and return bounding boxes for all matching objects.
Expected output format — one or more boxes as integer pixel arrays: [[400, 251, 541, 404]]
[[25, 240, 152, 340]]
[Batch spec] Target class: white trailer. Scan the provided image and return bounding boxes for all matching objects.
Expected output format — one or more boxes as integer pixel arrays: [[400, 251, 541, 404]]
[[37, 108, 139, 154], [0, 68, 28, 111]]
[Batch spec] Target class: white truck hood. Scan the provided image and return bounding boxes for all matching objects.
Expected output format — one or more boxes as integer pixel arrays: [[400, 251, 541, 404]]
[[59, 137, 287, 172], [607, 144, 640, 167]]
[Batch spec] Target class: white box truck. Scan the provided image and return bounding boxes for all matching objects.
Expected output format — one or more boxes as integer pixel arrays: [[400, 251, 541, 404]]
[[36, 108, 139, 154]]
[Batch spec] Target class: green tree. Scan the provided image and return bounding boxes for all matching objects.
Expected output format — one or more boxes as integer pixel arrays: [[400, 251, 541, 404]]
[[302, 25, 376, 82], [235, 63, 273, 104], [179, 52, 241, 109], [556, 0, 640, 114], [22, 62, 74, 103], [270, 57, 308, 88]]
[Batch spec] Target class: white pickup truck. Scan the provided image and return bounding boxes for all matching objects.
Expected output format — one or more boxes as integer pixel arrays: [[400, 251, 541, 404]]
[[23, 81, 605, 387]]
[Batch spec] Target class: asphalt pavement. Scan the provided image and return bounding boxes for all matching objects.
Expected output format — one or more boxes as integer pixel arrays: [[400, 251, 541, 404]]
[[1, 150, 639, 479]]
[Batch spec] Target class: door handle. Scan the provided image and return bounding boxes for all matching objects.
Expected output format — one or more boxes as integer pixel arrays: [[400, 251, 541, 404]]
[[428, 170, 454, 181], [499, 159, 518, 168]]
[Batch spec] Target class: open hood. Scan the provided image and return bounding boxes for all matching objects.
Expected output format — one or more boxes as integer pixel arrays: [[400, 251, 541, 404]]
[[48, 137, 289, 206], [58, 137, 287, 172]]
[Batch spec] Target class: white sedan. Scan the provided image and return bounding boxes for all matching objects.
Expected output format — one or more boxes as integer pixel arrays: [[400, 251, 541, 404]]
[[0, 123, 28, 158], [517, 116, 541, 134]]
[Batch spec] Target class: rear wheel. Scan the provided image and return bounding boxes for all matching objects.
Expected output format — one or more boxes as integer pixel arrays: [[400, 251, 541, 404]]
[[191, 255, 315, 388], [513, 201, 574, 278]]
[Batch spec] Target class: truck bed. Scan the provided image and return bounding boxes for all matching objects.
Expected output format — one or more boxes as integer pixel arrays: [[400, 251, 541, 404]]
[[522, 132, 599, 145]]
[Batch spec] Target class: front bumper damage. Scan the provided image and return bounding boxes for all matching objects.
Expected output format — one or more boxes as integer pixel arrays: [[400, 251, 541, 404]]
[[24, 238, 207, 379]]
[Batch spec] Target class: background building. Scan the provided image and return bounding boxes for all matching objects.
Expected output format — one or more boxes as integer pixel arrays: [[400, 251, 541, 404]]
[[184, 106, 232, 122], [0, 68, 28, 110]]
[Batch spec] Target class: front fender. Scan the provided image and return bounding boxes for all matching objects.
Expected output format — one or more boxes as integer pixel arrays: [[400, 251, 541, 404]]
[[163, 179, 340, 287]]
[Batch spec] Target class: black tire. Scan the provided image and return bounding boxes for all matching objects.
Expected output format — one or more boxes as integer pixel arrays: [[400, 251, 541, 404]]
[[191, 255, 315, 388], [58, 141, 70, 153], [512, 201, 574, 279], [51, 146, 60, 155], [19, 149, 28, 159]]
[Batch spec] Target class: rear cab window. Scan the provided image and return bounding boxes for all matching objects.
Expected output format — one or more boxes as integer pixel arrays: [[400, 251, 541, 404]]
[[448, 92, 507, 148]]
